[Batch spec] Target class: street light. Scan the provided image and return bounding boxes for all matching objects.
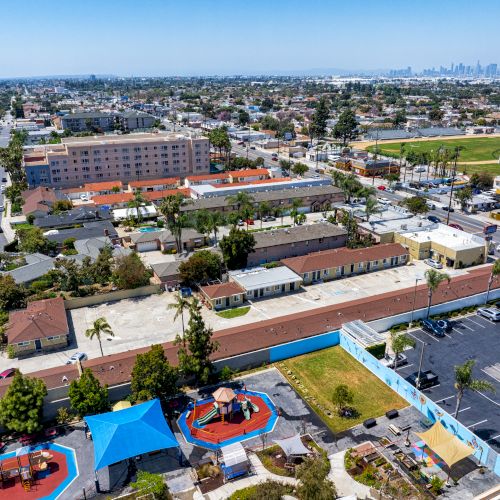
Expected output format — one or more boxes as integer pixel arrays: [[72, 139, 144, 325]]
[[415, 340, 429, 390], [409, 276, 423, 328]]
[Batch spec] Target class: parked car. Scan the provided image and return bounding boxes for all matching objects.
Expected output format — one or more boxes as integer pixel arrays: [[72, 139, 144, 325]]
[[448, 223, 463, 231], [422, 319, 445, 338], [66, 352, 88, 365], [380, 353, 408, 369], [250, 146, 256, 150], [378, 197, 390, 204], [262, 215, 276, 222], [414, 166, 426, 173], [0, 368, 16, 379], [436, 318, 453, 332], [442, 206, 454, 212], [385, 187, 394, 193], [237, 141, 245, 145], [377, 185, 386, 191], [271, 153, 278, 158], [427, 215, 441, 223], [0, 205, 4, 212], [406, 370, 439, 389], [271, 157, 278, 161], [477, 308, 500, 322], [245, 218, 255, 225], [424, 258, 443, 269], [237, 219, 245, 226]]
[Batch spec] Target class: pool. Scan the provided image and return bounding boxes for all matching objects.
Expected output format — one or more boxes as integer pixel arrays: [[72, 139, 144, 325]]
[[138, 227, 161, 233], [0, 442, 79, 500]]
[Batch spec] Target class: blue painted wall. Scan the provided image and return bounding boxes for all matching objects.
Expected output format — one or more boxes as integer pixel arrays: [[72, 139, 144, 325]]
[[269, 330, 340, 362], [340, 333, 499, 476]]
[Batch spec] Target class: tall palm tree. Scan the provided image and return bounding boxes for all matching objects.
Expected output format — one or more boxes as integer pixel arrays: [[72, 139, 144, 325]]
[[206, 211, 226, 246], [390, 331, 416, 371], [168, 294, 190, 346], [85, 317, 114, 357], [424, 269, 451, 318], [127, 190, 146, 224], [454, 360, 495, 418], [364, 196, 378, 222], [274, 206, 285, 226], [486, 259, 500, 304], [290, 199, 301, 226]]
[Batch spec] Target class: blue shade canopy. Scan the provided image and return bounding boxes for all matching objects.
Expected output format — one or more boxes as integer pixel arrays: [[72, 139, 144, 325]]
[[84, 399, 178, 470]]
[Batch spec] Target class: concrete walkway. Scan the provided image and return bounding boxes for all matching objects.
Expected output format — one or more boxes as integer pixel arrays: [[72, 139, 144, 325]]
[[328, 450, 373, 499], [206, 453, 297, 500]]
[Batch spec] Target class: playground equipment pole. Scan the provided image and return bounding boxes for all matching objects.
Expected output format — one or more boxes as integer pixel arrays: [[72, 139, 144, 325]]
[[192, 400, 197, 423]]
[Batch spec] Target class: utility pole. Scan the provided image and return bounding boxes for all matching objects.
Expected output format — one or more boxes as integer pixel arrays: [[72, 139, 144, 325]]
[[416, 341, 427, 390], [446, 147, 460, 225]]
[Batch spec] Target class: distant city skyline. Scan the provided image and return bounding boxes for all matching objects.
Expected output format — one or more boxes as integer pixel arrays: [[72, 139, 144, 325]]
[[0, 0, 499, 78]]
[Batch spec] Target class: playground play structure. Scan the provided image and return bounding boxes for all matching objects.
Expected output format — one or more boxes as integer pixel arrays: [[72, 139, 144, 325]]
[[194, 387, 260, 426], [178, 387, 279, 450]]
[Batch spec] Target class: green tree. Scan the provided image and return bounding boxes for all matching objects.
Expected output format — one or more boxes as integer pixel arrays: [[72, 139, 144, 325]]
[[16, 226, 51, 254], [454, 360, 495, 418], [389, 331, 416, 370], [0, 274, 27, 311], [225, 191, 255, 213], [131, 344, 179, 402], [0, 370, 47, 433], [424, 269, 451, 318], [238, 109, 250, 125], [470, 171, 494, 190], [206, 211, 226, 245], [331, 384, 354, 416], [219, 228, 256, 270], [486, 259, 500, 304], [127, 190, 147, 224], [289, 198, 302, 226], [159, 194, 191, 252], [246, 480, 293, 500], [364, 195, 378, 222], [54, 258, 83, 292], [85, 317, 114, 357], [112, 252, 149, 289], [68, 368, 109, 417], [89, 244, 114, 285], [208, 126, 231, 167], [178, 250, 222, 286], [291, 162, 309, 177], [403, 196, 429, 215], [309, 96, 330, 140], [257, 201, 271, 228], [131, 470, 170, 500], [279, 159, 292, 176], [454, 186, 473, 211], [175, 298, 219, 385], [332, 109, 358, 146], [296, 456, 336, 500]]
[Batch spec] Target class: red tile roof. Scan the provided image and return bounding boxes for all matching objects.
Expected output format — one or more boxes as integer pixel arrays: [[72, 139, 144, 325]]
[[92, 192, 133, 206], [129, 177, 180, 188], [227, 169, 270, 178], [84, 181, 122, 192], [282, 243, 409, 274], [200, 282, 245, 299], [6, 297, 69, 344], [211, 178, 291, 188], [21, 187, 57, 215], [186, 173, 230, 182]]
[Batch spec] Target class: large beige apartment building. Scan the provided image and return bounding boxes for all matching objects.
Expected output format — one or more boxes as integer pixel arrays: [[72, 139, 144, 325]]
[[23, 132, 210, 188]]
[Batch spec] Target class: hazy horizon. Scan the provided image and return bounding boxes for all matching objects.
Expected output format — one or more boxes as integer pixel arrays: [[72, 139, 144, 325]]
[[0, 0, 499, 78]]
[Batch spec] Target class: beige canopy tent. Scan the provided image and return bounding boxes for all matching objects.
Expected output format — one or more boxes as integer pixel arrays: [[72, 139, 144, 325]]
[[112, 401, 132, 412], [212, 387, 236, 403], [416, 421, 474, 468]]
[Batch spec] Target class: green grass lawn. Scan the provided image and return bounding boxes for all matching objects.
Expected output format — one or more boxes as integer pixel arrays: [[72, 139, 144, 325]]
[[458, 163, 500, 176], [367, 136, 500, 162], [216, 306, 251, 319], [278, 346, 406, 433]]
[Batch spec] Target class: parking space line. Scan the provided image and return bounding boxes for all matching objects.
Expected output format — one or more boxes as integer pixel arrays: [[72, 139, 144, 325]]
[[451, 327, 464, 336], [481, 368, 500, 383], [475, 390, 500, 407], [467, 419, 488, 428], [487, 434, 500, 443], [444, 332, 452, 338], [465, 318, 487, 329], [458, 322, 474, 331], [397, 363, 413, 371], [458, 406, 471, 413], [419, 330, 440, 342], [438, 395, 456, 401]]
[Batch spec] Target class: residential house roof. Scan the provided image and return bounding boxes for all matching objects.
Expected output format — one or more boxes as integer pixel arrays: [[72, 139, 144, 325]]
[[3, 253, 55, 284], [129, 228, 204, 244], [281, 243, 409, 274], [45, 221, 118, 244], [84, 181, 123, 192], [200, 281, 245, 299], [253, 223, 347, 249], [74, 236, 131, 260], [229, 266, 302, 291], [186, 173, 230, 182], [151, 261, 181, 279], [34, 207, 112, 229], [128, 177, 180, 189], [6, 297, 69, 344], [227, 169, 270, 178], [21, 187, 57, 216]]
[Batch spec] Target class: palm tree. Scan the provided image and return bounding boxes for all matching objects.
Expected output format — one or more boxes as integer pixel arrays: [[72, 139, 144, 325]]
[[454, 360, 495, 418], [390, 331, 415, 371], [225, 192, 254, 212], [258, 201, 271, 228], [127, 190, 146, 224], [85, 317, 114, 357], [424, 269, 451, 318], [364, 196, 378, 222], [274, 206, 285, 226], [485, 259, 500, 304], [290, 198, 301, 226], [168, 294, 190, 346], [206, 211, 226, 246]]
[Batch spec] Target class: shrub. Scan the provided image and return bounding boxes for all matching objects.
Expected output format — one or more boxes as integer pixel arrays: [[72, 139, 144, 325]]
[[366, 342, 386, 359], [6, 345, 15, 359], [218, 365, 236, 381], [56, 406, 72, 425]]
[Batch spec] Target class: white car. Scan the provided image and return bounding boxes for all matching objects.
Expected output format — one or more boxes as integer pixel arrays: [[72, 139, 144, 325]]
[[378, 197, 390, 204], [385, 187, 394, 193], [380, 353, 408, 369], [477, 308, 500, 322], [424, 258, 443, 269], [66, 352, 88, 365], [414, 166, 426, 173]]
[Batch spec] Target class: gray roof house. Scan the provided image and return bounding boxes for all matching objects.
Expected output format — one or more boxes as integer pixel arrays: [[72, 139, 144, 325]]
[[45, 221, 119, 246], [128, 228, 206, 253], [35, 207, 112, 229], [73, 236, 131, 261], [3, 253, 55, 284]]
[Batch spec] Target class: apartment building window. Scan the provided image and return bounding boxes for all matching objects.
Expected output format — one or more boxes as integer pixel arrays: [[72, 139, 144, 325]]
[[51, 169, 60, 174], [123, 163, 131, 169], [83, 174, 90, 179], [161, 145, 168, 150], [134, 162, 142, 167], [82, 158, 89, 164], [94, 158, 101, 163], [53, 177, 61, 182], [196, 158, 202, 163], [134, 155, 141, 160], [172, 152, 179, 158], [95, 166, 102, 171], [133, 147, 141, 152], [80, 151, 89, 156], [124, 171, 130, 177], [122, 148, 129, 153], [93, 150, 101, 155], [96, 173, 103, 178], [123, 155, 129, 160], [163, 168, 169, 173], [82, 166, 90, 172], [172, 145, 179, 150]]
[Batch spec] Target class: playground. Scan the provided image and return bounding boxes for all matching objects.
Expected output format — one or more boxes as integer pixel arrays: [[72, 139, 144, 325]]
[[0, 442, 78, 499], [178, 387, 279, 450]]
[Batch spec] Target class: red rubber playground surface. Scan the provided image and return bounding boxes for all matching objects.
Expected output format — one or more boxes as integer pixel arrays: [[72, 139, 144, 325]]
[[0, 448, 68, 499], [186, 394, 274, 445]]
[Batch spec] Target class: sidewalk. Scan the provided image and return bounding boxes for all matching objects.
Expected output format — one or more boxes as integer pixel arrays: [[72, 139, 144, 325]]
[[328, 450, 372, 499], [0, 199, 16, 243], [205, 453, 297, 500]]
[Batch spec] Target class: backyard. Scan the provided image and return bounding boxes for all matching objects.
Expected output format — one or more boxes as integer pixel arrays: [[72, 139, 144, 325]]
[[278, 346, 407, 433], [366, 136, 500, 162]]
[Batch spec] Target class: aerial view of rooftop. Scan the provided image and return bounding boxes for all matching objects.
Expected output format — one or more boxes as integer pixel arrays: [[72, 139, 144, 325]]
[[1, 0, 500, 499]]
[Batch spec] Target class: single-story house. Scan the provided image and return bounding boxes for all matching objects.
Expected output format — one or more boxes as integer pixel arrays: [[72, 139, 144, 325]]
[[281, 243, 409, 285], [2, 253, 55, 285], [73, 236, 131, 261], [128, 228, 206, 253], [228, 266, 303, 300], [34, 206, 112, 229], [199, 282, 246, 310], [248, 223, 348, 267], [45, 221, 119, 247], [21, 186, 57, 217], [6, 297, 70, 357], [151, 261, 182, 289]]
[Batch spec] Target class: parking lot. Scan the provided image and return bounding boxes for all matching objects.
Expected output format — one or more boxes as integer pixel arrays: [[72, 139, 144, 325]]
[[396, 313, 500, 452]]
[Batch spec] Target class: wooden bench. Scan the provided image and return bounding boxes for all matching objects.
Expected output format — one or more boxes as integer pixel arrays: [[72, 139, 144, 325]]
[[388, 424, 402, 436]]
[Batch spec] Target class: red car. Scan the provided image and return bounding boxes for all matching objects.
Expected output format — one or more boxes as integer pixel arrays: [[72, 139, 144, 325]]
[[0, 368, 15, 379], [448, 223, 464, 231], [271, 157, 278, 161], [377, 185, 386, 191], [245, 219, 255, 225]]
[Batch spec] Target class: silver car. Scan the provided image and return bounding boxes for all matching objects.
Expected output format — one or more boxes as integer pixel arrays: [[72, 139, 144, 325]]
[[477, 308, 500, 322], [380, 353, 408, 369]]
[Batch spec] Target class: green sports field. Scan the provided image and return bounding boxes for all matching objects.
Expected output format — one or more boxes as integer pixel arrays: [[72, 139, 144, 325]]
[[367, 136, 500, 162]]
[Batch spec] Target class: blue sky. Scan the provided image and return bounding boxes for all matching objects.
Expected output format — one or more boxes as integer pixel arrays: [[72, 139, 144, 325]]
[[1, 0, 499, 77]]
